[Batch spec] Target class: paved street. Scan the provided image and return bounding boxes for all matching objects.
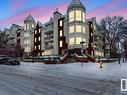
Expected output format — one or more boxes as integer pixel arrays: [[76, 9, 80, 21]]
[[0, 62, 127, 95]]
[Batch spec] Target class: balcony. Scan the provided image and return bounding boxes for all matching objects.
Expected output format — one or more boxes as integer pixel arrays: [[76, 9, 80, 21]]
[[44, 34, 53, 42], [44, 26, 53, 34], [45, 45, 53, 49]]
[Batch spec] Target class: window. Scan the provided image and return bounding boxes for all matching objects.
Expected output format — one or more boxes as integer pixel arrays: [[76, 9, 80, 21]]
[[69, 38, 75, 45], [42, 50, 51, 55], [76, 25, 82, 32], [39, 37, 41, 41], [39, 29, 41, 33], [76, 10, 82, 21], [24, 33, 29, 37], [38, 45, 41, 50], [83, 38, 86, 45], [27, 24, 29, 30], [32, 24, 34, 28], [26, 40, 29, 44], [35, 46, 36, 50], [69, 11, 74, 22], [24, 40, 26, 44], [35, 30, 37, 34], [60, 30, 63, 37], [25, 47, 30, 52], [60, 41, 63, 47], [60, 20, 63, 26], [69, 26, 74, 33], [91, 33, 93, 36], [35, 38, 37, 42], [83, 12, 85, 22], [83, 26, 85, 33], [76, 37, 82, 44]]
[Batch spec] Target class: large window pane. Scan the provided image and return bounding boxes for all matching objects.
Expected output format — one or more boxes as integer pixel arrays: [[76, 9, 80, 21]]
[[76, 25, 82, 32], [76, 37, 82, 44], [69, 26, 74, 33], [76, 10, 82, 21], [69, 38, 75, 45], [69, 11, 74, 22], [83, 12, 85, 22], [83, 26, 85, 33]]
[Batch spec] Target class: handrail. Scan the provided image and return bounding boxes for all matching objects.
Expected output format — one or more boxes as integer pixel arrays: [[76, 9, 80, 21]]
[[60, 54, 69, 63]]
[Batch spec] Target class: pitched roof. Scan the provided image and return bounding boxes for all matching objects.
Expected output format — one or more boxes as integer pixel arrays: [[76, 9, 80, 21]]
[[68, 0, 86, 10], [37, 21, 43, 27], [24, 15, 35, 22]]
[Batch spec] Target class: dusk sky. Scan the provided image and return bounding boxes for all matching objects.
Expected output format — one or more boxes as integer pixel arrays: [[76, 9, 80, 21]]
[[0, 0, 127, 30]]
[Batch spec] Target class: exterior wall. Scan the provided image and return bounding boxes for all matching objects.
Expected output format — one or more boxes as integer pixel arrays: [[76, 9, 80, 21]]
[[53, 11, 61, 55], [34, 24, 43, 56], [58, 18, 67, 55]]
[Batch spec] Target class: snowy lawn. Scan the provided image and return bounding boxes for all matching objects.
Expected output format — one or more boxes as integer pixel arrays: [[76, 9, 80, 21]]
[[0, 61, 127, 95]]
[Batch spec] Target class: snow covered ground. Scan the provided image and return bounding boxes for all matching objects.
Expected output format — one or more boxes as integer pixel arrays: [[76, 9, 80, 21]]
[[0, 61, 127, 95]]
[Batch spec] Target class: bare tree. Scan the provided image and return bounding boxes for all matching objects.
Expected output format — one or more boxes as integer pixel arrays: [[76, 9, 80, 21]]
[[100, 16, 127, 58]]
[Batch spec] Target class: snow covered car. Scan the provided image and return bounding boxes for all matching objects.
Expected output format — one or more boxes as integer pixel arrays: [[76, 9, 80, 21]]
[[0, 56, 20, 65]]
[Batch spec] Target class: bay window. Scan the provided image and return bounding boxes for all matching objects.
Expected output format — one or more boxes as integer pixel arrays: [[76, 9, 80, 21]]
[[76, 25, 82, 32], [69, 11, 74, 22], [76, 37, 82, 44], [75, 10, 82, 21], [69, 37, 75, 45], [69, 26, 74, 33]]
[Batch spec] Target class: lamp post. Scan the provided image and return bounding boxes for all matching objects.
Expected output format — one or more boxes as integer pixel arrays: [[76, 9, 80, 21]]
[[80, 41, 85, 67]]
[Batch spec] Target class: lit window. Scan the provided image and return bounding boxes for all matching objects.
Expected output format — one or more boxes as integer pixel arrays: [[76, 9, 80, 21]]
[[76, 37, 82, 44], [83, 26, 85, 33], [83, 12, 85, 22], [42, 50, 51, 55], [39, 37, 41, 41], [91, 33, 93, 36], [27, 24, 29, 30], [69, 26, 74, 33], [60, 20, 63, 26], [83, 38, 86, 45], [39, 29, 41, 33], [35, 30, 37, 34], [60, 41, 63, 47], [76, 10, 82, 21], [38, 45, 41, 50], [35, 38, 37, 42], [76, 25, 82, 32], [69, 11, 74, 22], [32, 24, 34, 28], [25, 47, 30, 52], [69, 38, 75, 45], [24, 33, 29, 37], [26, 40, 29, 44], [60, 30, 63, 37], [35, 46, 36, 50]]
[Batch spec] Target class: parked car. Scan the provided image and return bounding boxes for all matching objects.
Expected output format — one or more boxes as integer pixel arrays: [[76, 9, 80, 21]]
[[0, 55, 20, 65]]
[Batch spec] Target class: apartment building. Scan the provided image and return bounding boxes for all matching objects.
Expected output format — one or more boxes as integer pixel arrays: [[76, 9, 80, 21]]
[[4, 24, 22, 49], [3, 0, 105, 57]]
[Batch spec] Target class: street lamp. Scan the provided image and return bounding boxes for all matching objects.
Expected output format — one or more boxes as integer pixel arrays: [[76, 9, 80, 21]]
[[80, 41, 85, 67]]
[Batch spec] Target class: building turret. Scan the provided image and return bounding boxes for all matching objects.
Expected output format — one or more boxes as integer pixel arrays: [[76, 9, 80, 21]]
[[67, 0, 87, 52], [24, 15, 36, 31]]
